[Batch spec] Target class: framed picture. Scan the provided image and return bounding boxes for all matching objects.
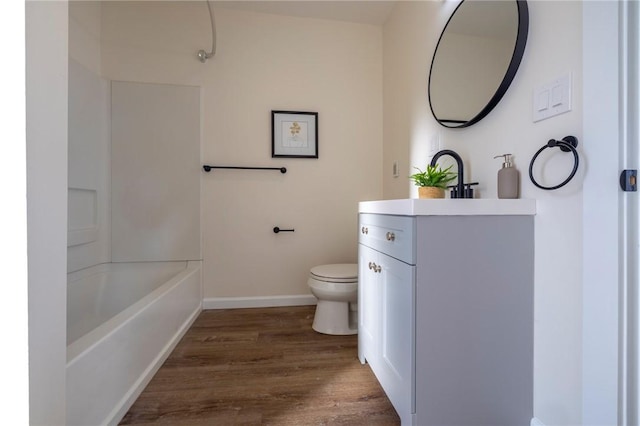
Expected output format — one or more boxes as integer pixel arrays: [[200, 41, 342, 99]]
[[272, 110, 318, 158]]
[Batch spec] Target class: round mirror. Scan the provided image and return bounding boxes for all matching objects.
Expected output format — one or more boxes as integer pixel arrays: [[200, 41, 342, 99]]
[[428, 0, 528, 128]]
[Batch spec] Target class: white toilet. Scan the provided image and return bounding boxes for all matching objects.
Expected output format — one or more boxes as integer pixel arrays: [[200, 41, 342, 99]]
[[308, 263, 358, 335]]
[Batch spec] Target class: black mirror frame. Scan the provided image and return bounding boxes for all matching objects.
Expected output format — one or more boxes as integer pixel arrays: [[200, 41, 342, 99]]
[[428, 0, 529, 129]]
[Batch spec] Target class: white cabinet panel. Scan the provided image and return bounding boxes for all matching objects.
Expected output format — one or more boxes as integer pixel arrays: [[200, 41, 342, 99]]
[[379, 252, 415, 419], [358, 245, 381, 367]]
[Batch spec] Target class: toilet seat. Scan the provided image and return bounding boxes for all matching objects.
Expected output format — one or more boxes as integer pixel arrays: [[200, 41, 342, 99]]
[[310, 264, 357, 283]]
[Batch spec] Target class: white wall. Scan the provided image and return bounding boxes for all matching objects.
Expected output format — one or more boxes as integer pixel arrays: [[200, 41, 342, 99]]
[[26, 1, 69, 423], [69, 1, 101, 75], [1, 0, 29, 423], [383, 1, 583, 424], [382, 0, 441, 200], [100, 2, 383, 301]]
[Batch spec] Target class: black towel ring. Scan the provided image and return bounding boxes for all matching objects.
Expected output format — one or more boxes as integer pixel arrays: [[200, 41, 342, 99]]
[[529, 136, 579, 190]]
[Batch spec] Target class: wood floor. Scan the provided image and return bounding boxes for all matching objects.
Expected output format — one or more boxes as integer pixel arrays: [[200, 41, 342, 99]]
[[120, 306, 400, 425]]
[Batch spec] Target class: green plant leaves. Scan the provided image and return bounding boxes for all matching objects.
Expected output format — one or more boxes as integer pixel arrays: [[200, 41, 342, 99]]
[[409, 164, 457, 189]]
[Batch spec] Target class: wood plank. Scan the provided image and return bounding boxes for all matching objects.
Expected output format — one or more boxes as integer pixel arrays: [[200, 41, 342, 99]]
[[120, 306, 399, 425]]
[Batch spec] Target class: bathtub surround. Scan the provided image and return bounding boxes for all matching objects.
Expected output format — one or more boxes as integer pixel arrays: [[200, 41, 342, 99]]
[[67, 59, 111, 272], [68, 4, 107, 276], [111, 81, 202, 262], [68, 71, 202, 270]]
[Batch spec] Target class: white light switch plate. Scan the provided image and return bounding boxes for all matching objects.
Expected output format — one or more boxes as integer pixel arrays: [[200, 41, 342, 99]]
[[428, 132, 441, 156], [533, 73, 572, 122]]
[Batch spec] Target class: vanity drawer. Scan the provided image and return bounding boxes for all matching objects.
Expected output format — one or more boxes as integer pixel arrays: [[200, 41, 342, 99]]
[[359, 214, 416, 265]]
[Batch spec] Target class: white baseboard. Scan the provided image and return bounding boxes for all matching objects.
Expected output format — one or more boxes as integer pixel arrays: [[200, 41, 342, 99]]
[[203, 294, 317, 310], [531, 417, 545, 426]]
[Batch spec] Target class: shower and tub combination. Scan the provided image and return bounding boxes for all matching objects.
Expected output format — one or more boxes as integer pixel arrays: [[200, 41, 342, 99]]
[[67, 57, 203, 424], [66, 3, 221, 423]]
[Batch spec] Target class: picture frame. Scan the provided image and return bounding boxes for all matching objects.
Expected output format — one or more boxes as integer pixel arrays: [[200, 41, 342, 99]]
[[271, 110, 318, 158]]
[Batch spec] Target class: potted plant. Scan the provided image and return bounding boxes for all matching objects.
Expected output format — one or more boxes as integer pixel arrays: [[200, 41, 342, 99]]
[[409, 164, 457, 199]]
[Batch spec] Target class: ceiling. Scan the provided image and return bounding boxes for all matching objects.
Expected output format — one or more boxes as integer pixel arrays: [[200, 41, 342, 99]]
[[213, 1, 398, 26]]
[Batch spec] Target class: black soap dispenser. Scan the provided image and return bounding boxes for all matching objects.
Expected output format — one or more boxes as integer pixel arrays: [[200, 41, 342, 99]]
[[493, 154, 519, 199]]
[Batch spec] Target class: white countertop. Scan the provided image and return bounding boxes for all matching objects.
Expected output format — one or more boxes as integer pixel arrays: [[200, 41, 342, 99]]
[[359, 198, 536, 216]]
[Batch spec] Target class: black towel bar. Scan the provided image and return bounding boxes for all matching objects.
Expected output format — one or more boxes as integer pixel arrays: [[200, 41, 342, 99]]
[[203, 165, 287, 173]]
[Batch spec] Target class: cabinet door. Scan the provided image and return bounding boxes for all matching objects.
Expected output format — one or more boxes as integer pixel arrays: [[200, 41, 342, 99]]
[[378, 252, 415, 423], [358, 244, 381, 368]]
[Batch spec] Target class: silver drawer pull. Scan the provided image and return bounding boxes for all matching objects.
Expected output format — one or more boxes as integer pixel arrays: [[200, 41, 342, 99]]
[[361, 226, 369, 234], [368, 262, 381, 273], [386, 232, 396, 241]]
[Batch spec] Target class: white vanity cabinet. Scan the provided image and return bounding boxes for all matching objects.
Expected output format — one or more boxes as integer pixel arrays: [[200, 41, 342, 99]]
[[358, 199, 535, 426]]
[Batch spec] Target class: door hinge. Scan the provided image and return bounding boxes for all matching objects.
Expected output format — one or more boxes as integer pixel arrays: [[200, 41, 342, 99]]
[[620, 169, 637, 192]]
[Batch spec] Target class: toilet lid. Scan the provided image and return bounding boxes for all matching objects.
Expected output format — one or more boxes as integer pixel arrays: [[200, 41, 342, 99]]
[[310, 264, 358, 281]]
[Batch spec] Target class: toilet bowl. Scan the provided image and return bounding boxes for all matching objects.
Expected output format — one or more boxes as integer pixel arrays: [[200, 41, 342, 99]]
[[308, 264, 358, 335]]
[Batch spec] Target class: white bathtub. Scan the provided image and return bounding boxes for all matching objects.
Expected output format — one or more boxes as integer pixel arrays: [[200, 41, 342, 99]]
[[66, 261, 202, 425]]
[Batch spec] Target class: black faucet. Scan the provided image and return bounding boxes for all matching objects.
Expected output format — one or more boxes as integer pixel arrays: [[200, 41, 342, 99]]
[[430, 149, 466, 198]]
